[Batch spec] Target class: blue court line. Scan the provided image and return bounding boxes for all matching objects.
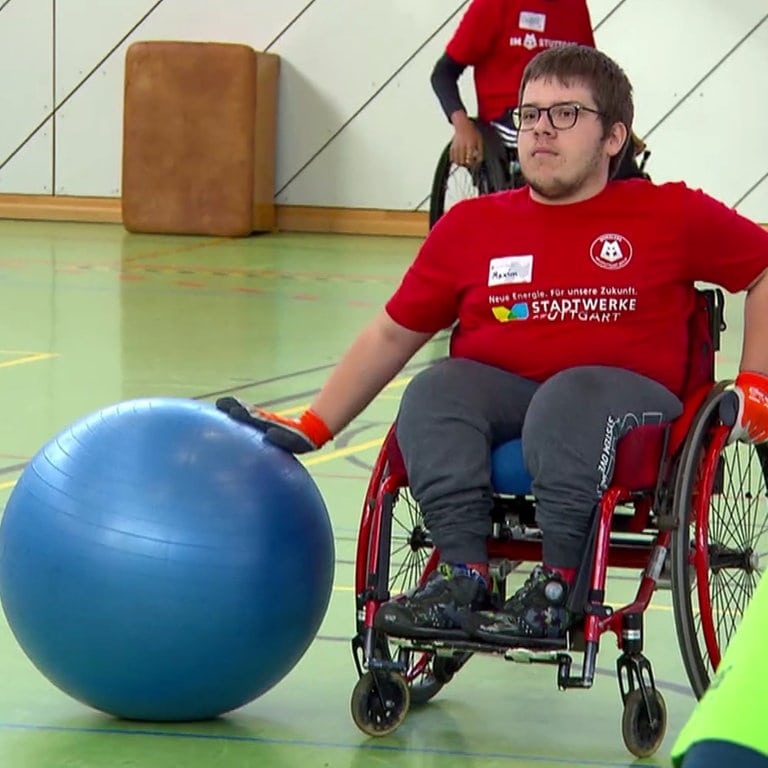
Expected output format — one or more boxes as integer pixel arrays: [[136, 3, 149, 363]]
[[0, 721, 655, 766]]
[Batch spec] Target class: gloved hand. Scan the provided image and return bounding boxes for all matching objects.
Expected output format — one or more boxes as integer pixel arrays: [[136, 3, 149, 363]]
[[215, 397, 332, 453], [719, 371, 768, 445]]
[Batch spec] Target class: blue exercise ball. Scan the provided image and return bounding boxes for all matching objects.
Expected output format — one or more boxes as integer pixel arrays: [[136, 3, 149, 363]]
[[0, 398, 335, 721]]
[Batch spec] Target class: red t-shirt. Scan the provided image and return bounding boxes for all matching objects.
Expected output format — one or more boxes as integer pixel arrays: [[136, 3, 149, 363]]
[[386, 181, 768, 397], [447, 0, 596, 122]]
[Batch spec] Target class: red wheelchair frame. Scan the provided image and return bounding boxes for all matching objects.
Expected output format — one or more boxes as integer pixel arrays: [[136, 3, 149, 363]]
[[350, 288, 768, 757]]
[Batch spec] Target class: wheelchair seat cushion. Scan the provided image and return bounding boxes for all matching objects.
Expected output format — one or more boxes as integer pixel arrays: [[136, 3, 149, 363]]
[[490, 423, 670, 496], [490, 440, 532, 495]]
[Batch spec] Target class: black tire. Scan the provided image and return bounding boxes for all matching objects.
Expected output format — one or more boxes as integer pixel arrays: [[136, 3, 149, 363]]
[[670, 384, 768, 697], [621, 688, 667, 758], [350, 670, 410, 737], [428, 141, 509, 229]]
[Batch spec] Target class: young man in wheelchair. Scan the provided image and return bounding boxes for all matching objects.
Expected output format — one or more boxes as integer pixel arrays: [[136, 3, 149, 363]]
[[218, 45, 768, 645]]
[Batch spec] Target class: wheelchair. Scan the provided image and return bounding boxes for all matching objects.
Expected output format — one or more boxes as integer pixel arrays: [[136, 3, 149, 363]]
[[350, 289, 768, 757], [428, 120, 524, 229]]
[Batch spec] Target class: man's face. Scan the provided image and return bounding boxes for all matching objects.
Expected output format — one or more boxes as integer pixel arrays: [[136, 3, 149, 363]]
[[517, 77, 625, 204]]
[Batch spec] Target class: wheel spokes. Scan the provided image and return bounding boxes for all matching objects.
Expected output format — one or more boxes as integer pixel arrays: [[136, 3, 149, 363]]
[[443, 164, 481, 215], [694, 439, 768, 672], [389, 488, 433, 595]]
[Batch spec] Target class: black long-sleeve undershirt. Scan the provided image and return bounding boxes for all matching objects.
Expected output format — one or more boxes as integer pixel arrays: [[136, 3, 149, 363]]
[[430, 52, 469, 122]]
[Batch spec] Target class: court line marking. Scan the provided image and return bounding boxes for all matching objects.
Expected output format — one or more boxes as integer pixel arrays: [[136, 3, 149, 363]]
[[305, 439, 384, 467], [0, 720, 653, 765], [0, 352, 57, 368]]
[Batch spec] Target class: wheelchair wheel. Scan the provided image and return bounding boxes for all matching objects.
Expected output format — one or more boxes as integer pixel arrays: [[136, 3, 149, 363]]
[[428, 141, 509, 229], [357, 443, 472, 705], [350, 670, 410, 736], [621, 688, 667, 758], [670, 385, 768, 697]]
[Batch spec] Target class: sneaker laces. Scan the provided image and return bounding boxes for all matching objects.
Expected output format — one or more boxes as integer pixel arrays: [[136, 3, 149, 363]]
[[413, 563, 486, 604], [502, 565, 564, 611]]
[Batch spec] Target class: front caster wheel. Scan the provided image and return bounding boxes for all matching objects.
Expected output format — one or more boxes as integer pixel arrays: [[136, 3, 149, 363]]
[[351, 671, 410, 736], [621, 688, 667, 758]]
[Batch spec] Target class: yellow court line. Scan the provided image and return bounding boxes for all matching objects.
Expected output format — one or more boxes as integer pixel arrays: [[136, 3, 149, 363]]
[[0, 352, 58, 368], [304, 437, 384, 467], [0, 479, 16, 490]]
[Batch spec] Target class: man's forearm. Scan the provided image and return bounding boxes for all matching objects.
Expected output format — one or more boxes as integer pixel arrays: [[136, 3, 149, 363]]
[[740, 268, 768, 374], [310, 311, 432, 434], [431, 53, 468, 122]]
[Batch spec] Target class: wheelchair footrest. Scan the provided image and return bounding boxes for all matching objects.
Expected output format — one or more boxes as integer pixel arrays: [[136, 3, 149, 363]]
[[392, 633, 572, 657]]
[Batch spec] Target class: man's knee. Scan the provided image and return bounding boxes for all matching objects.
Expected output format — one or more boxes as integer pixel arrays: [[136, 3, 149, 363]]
[[532, 366, 617, 404], [520, 366, 682, 472], [398, 359, 466, 422], [522, 367, 604, 438], [523, 366, 682, 430]]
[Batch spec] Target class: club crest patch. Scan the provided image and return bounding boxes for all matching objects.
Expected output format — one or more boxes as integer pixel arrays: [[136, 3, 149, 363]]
[[590, 234, 633, 270]]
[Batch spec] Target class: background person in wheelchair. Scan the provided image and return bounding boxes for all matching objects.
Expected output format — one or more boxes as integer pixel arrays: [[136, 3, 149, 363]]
[[431, 0, 647, 181], [217, 45, 768, 645]]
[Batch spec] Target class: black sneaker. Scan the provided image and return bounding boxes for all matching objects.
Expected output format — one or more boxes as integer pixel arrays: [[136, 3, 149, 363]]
[[373, 563, 491, 639], [462, 565, 574, 644]]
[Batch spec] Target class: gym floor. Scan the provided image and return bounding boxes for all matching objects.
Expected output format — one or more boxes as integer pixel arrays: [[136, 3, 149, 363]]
[[0, 219, 747, 767]]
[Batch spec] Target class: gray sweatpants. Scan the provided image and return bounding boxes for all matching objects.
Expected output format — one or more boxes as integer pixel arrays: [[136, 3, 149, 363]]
[[395, 359, 682, 569]]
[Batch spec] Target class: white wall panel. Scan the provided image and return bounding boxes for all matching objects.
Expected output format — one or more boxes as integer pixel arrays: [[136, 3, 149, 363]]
[[738, 179, 768, 224], [54, 0, 158, 100], [53, 0, 308, 195], [0, 129, 54, 194], [272, 1, 465, 199], [143, 0, 311, 50], [594, 1, 766, 138], [0, 0, 52, 193], [585, 0, 623, 23], [276, 32, 451, 209], [634, 20, 768, 211], [54, 62, 124, 195]]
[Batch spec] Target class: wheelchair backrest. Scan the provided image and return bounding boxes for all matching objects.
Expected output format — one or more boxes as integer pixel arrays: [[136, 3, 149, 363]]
[[680, 288, 725, 400]]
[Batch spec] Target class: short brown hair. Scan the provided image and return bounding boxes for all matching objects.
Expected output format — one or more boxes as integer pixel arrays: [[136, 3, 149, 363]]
[[519, 45, 634, 177]]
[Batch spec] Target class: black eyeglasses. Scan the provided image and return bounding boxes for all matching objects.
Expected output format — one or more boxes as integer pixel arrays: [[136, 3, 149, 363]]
[[510, 103, 603, 131]]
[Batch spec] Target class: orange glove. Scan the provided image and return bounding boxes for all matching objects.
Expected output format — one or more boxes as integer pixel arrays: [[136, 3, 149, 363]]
[[720, 372, 768, 444], [215, 397, 332, 453]]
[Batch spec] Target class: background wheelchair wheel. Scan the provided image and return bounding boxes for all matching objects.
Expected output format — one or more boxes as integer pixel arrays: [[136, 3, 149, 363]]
[[350, 670, 410, 736], [670, 386, 768, 697], [621, 688, 667, 758], [364, 475, 472, 704], [428, 141, 509, 229]]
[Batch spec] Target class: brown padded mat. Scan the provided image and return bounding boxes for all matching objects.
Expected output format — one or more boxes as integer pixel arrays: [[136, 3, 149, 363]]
[[122, 41, 271, 237]]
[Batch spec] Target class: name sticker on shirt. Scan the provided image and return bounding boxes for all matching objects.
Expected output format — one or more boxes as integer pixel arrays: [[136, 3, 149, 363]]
[[519, 11, 546, 32], [488, 255, 533, 286]]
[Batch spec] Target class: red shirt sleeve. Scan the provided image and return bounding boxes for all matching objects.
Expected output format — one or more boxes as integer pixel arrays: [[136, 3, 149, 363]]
[[445, 0, 504, 66], [681, 185, 768, 291], [385, 207, 468, 332]]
